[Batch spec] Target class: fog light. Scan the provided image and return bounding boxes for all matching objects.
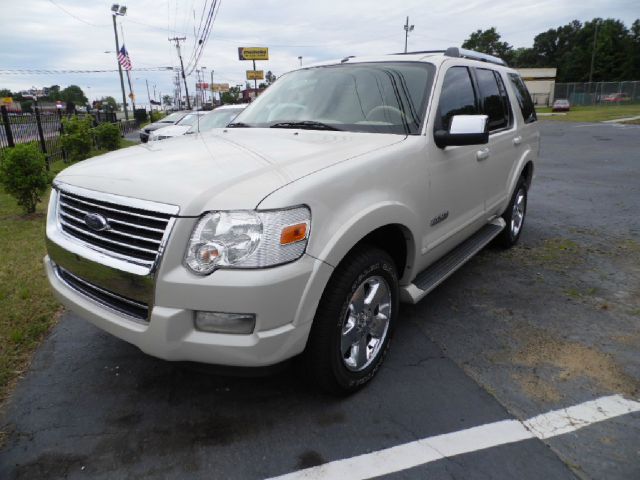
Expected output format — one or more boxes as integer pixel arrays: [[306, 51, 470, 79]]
[[195, 311, 256, 334]]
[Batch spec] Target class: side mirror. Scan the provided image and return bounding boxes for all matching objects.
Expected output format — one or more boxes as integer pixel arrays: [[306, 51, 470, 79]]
[[434, 114, 489, 149]]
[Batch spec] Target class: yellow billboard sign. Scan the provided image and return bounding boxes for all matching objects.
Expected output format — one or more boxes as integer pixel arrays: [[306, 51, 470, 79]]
[[1, 97, 13, 104], [238, 47, 269, 61], [211, 83, 230, 93], [246, 70, 264, 81]]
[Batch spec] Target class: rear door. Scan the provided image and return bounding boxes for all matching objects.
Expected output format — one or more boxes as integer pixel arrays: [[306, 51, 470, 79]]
[[473, 67, 516, 213]]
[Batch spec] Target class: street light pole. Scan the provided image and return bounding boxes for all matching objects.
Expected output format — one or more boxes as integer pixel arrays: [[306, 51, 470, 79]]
[[403, 16, 415, 54], [111, 5, 129, 120], [588, 20, 599, 84], [298, 56, 303, 67]]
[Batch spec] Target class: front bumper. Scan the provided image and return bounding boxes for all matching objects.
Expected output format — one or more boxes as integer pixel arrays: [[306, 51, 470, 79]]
[[45, 253, 333, 366]]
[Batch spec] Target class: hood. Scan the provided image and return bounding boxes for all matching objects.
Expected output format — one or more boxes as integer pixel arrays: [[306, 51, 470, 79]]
[[55, 128, 405, 215], [144, 121, 175, 132], [150, 125, 190, 139]]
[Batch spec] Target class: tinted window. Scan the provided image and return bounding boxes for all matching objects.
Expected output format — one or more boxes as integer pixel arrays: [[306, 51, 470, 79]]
[[508, 73, 537, 123], [476, 69, 510, 131], [436, 67, 477, 130]]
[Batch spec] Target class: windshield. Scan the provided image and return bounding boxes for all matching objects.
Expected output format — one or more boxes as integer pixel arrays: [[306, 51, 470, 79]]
[[233, 62, 434, 134], [176, 113, 203, 126], [187, 108, 245, 133], [160, 112, 186, 123]]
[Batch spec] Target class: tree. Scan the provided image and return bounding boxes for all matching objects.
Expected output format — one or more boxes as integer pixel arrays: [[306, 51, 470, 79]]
[[221, 86, 241, 104], [99, 96, 117, 111], [265, 71, 276, 85], [60, 85, 88, 105], [162, 95, 173, 107], [47, 85, 61, 101], [0, 88, 12, 97], [462, 27, 513, 64]]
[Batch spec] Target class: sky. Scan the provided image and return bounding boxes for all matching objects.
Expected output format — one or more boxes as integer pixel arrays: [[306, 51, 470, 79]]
[[1, 0, 638, 107]]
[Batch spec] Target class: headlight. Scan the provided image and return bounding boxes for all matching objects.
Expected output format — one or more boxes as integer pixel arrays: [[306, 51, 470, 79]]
[[184, 206, 311, 275]]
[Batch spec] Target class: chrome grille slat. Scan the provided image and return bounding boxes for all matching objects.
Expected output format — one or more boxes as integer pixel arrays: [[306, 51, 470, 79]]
[[56, 266, 149, 321], [59, 192, 171, 223], [59, 218, 159, 255], [59, 211, 163, 245], [58, 202, 166, 234], [55, 185, 177, 270]]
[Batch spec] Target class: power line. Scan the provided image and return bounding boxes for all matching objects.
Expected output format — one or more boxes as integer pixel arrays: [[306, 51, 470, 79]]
[[0, 67, 174, 75], [47, 0, 106, 27]]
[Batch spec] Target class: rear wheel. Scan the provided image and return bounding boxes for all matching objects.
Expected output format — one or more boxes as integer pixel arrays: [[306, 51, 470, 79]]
[[303, 246, 399, 394], [497, 178, 527, 248]]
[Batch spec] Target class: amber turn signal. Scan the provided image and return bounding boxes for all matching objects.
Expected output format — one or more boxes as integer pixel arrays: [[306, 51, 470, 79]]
[[280, 223, 308, 245]]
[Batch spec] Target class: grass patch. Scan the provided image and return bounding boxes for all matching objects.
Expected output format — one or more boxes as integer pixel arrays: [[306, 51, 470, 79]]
[[0, 140, 137, 402], [0, 182, 60, 402], [536, 104, 640, 122]]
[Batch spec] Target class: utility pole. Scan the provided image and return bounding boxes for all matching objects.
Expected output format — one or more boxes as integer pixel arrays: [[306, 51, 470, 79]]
[[210, 69, 214, 105], [111, 4, 129, 120], [169, 37, 191, 109], [588, 20, 599, 84], [145, 79, 152, 111], [403, 16, 415, 54]]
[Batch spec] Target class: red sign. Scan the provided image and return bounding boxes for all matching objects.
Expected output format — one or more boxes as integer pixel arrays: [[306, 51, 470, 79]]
[[196, 82, 210, 90]]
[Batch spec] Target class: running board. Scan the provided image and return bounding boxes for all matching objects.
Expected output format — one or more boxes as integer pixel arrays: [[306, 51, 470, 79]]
[[400, 218, 505, 304]]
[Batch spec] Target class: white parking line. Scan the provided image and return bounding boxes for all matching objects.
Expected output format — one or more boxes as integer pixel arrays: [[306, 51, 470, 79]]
[[267, 395, 640, 480]]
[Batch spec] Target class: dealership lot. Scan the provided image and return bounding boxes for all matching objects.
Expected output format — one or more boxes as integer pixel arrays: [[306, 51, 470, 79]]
[[1, 121, 639, 479]]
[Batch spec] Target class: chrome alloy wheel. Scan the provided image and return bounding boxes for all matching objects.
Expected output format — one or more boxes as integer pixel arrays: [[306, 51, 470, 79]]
[[340, 275, 392, 372], [510, 188, 526, 238]]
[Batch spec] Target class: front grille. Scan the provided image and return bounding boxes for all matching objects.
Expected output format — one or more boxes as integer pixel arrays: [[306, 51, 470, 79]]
[[56, 188, 174, 269], [56, 267, 149, 321]]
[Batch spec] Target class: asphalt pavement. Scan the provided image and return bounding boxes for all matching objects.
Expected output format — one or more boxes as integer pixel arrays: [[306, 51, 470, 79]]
[[1, 121, 638, 479]]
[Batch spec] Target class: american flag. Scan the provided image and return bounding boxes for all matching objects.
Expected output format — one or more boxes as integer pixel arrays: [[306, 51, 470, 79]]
[[118, 45, 132, 71]]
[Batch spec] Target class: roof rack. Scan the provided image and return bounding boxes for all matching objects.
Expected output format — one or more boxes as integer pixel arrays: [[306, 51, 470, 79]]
[[393, 47, 507, 66], [444, 47, 507, 66]]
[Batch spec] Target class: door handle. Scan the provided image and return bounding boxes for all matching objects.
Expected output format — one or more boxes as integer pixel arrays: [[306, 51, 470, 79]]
[[476, 148, 490, 161], [513, 135, 522, 146]]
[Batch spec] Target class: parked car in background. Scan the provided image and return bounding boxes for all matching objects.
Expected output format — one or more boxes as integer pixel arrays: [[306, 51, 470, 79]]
[[552, 99, 570, 112], [186, 104, 248, 134], [602, 93, 631, 103], [139, 111, 190, 143], [148, 111, 210, 142]]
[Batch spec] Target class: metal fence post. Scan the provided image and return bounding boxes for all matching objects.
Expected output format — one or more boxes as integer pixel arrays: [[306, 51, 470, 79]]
[[1, 105, 15, 148], [57, 108, 67, 163], [34, 106, 49, 170]]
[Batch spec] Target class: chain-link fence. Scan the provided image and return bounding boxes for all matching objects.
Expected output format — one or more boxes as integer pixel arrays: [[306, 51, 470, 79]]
[[553, 81, 640, 106]]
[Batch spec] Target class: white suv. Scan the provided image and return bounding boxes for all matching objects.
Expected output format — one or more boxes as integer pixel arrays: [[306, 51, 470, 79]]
[[45, 48, 539, 393]]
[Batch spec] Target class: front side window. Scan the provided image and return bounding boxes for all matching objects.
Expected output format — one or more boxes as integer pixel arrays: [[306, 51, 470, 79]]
[[475, 69, 510, 131], [231, 62, 435, 135], [435, 66, 478, 131], [508, 73, 537, 123]]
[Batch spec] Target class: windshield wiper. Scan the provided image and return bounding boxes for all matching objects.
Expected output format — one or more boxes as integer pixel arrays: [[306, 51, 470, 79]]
[[270, 121, 341, 131], [227, 122, 252, 128]]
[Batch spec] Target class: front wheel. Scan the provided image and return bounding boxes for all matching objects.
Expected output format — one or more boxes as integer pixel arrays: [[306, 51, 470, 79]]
[[302, 246, 399, 394], [496, 178, 527, 248]]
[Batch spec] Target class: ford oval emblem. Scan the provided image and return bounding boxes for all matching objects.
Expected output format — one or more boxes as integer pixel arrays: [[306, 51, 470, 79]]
[[84, 213, 110, 232]]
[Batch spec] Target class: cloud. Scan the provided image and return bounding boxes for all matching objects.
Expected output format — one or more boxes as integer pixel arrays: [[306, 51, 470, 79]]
[[0, 0, 636, 103]]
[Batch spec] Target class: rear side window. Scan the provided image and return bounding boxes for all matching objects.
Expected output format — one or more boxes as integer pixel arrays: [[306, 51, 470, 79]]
[[508, 73, 537, 123], [436, 66, 477, 130], [475, 68, 511, 131]]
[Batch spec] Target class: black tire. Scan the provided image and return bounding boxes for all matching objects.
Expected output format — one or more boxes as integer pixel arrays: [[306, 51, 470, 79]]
[[496, 177, 528, 248], [302, 246, 399, 395]]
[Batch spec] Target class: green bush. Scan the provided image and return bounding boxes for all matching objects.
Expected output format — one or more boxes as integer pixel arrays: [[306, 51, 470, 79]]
[[134, 108, 148, 123], [150, 110, 166, 123], [93, 122, 121, 151], [61, 116, 93, 162], [0, 144, 50, 214]]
